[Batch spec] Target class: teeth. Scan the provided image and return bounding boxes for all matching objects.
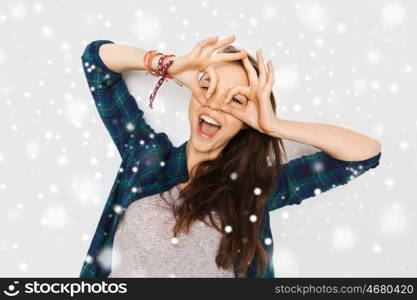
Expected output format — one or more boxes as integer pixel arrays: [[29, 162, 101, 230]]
[[200, 115, 221, 127]]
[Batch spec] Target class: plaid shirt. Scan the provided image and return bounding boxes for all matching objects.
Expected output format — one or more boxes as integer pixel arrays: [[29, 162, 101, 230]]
[[79, 40, 382, 278]]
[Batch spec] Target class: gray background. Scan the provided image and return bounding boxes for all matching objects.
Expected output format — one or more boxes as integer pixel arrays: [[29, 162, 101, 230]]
[[0, 0, 415, 277]]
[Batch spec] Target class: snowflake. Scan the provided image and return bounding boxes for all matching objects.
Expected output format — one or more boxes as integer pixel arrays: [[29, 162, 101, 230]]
[[85, 255, 93, 264], [113, 204, 123, 214], [253, 187, 262, 195], [224, 225, 232, 233], [126, 122, 135, 132], [230, 172, 238, 180], [314, 188, 322, 195]]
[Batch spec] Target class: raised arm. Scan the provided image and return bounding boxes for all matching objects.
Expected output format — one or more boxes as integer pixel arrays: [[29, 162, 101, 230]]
[[264, 117, 382, 211], [80, 39, 172, 160], [267, 150, 381, 211]]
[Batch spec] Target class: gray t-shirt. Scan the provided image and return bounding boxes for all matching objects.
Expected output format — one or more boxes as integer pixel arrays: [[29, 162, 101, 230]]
[[108, 184, 235, 278]]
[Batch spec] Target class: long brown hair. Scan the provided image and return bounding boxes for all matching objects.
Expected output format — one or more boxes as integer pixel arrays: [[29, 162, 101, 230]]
[[159, 45, 287, 277]]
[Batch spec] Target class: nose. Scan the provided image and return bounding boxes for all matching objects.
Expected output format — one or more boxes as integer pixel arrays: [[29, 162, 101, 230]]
[[206, 89, 226, 111]]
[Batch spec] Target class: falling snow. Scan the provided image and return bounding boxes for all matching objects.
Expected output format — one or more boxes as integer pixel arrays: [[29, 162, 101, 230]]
[[0, 0, 414, 278], [224, 225, 233, 233]]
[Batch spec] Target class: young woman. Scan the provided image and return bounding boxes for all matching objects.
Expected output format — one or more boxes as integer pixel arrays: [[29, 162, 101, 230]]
[[80, 35, 382, 278]]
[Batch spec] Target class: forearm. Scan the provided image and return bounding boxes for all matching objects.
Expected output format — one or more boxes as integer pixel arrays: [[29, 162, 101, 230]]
[[98, 42, 164, 74], [269, 118, 382, 161]]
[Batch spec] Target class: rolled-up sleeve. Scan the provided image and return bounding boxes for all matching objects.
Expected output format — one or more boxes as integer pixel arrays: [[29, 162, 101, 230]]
[[81, 39, 172, 160]]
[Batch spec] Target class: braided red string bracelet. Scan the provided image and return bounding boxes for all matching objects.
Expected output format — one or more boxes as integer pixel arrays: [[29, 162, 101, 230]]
[[148, 55, 175, 109], [144, 50, 184, 109], [160, 54, 175, 79], [158, 55, 184, 88]]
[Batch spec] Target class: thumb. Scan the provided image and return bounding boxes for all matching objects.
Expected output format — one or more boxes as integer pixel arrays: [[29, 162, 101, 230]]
[[191, 85, 208, 105]]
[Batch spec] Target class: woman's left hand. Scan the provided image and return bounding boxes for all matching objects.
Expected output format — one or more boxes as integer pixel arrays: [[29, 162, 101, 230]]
[[219, 49, 277, 135]]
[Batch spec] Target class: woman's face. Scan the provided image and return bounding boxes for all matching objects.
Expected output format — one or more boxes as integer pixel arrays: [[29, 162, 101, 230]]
[[188, 61, 250, 154]]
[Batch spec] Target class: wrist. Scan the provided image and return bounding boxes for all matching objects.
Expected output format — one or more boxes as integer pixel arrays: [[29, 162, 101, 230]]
[[166, 56, 178, 76], [151, 54, 163, 73], [268, 117, 287, 139]]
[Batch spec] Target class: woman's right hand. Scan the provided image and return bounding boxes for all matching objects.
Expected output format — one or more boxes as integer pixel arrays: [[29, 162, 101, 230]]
[[166, 35, 247, 104]]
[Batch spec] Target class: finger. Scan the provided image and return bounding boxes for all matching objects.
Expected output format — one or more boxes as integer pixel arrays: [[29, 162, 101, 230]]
[[256, 49, 267, 84], [192, 36, 219, 55], [220, 103, 245, 121], [204, 35, 236, 53], [205, 66, 218, 99], [265, 60, 275, 91], [190, 75, 208, 105], [259, 61, 274, 111], [224, 85, 250, 104], [211, 51, 247, 64], [241, 55, 258, 85]]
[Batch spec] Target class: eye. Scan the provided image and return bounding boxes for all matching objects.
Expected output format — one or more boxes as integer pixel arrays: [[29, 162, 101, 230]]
[[232, 97, 242, 105], [201, 86, 209, 91]]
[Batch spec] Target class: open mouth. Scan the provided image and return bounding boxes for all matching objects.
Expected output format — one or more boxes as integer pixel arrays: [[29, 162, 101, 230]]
[[198, 113, 222, 138]]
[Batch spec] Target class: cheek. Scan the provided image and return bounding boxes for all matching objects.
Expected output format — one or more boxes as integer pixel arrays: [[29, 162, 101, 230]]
[[190, 96, 202, 110], [224, 115, 244, 133], [188, 97, 202, 123], [189, 96, 198, 112]]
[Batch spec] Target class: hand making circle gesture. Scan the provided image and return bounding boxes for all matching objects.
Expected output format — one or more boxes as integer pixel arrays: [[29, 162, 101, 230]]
[[219, 49, 277, 135], [167, 35, 247, 105]]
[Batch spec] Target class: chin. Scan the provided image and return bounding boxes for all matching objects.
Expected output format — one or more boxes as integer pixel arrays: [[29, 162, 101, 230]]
[[190, 133, 217, 153]]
